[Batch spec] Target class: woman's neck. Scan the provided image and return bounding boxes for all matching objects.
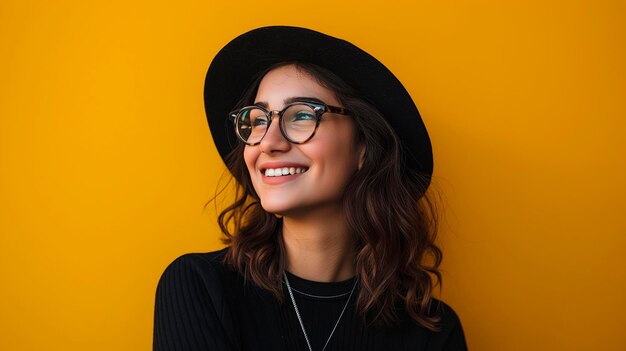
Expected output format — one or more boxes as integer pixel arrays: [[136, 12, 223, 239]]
[[281, 212, 356, 282]]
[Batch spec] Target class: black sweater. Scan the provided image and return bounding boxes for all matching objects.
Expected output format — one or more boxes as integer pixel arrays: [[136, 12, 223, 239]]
[[153, 249, 468, 351]]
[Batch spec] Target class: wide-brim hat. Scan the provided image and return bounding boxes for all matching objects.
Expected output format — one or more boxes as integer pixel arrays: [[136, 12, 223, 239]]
[[204, 26, 433, 180]]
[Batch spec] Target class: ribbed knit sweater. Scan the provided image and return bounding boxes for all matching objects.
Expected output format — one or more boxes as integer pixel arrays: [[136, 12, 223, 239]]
[[153, 249, 467, 351]]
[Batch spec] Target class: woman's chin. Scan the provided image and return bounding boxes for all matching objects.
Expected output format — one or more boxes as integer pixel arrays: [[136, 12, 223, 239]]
[[260, 200, 307, 219], [261, 205, 293, 218], [259, 202, 286, 215]]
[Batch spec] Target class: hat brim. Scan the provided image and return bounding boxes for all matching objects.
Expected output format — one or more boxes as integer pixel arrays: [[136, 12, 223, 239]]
[[204, 26, 433, 178]]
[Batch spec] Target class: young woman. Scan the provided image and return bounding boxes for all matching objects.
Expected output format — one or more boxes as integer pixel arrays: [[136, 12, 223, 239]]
[[154, 26, 467, 351]]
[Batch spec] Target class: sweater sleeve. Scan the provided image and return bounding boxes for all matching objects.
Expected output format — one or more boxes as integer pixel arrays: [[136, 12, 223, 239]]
[[153, 254, 233, 351]]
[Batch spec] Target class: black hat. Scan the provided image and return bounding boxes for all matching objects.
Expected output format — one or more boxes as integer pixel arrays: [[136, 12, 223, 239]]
[[204, 26, 433, 179]]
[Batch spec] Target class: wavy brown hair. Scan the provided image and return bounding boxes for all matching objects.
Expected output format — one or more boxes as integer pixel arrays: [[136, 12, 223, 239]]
[[206, 61, 443, 331]]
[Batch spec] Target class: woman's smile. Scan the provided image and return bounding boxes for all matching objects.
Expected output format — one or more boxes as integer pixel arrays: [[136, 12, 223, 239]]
[[258, 161, 310, 185]]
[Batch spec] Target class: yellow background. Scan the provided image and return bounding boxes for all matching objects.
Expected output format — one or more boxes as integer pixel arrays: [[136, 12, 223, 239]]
[[1, 0, 624, 350]]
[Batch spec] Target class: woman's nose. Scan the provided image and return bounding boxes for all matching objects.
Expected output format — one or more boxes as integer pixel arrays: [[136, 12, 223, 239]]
[[259, 114, 290, 153]]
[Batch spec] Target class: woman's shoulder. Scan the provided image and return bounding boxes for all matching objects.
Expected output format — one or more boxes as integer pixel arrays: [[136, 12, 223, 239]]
[[420, 298, 468, 350], [164, 247, 229, 268], [427, 298, 462, 328], [154, 248, 243, 350], [157, 247, 239, 287]]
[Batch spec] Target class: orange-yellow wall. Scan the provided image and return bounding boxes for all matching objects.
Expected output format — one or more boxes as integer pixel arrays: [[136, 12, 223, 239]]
[[1, 1, 624, 350]]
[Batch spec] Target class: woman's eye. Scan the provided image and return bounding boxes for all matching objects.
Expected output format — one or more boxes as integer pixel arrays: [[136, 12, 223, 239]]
[[293, 111, 315, 120], [252, 117, 268, 126]]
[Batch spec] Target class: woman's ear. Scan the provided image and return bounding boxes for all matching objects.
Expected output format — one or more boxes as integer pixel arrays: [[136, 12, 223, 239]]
[[358, 143, 366, 171]]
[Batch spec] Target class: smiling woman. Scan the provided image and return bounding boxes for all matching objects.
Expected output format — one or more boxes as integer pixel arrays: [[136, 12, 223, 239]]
[[153, 26, 468, 351]]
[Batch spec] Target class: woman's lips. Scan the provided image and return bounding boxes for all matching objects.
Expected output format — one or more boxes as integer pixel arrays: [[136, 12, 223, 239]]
[[261, 171, 305, 185], [257, 162, 309, 185]]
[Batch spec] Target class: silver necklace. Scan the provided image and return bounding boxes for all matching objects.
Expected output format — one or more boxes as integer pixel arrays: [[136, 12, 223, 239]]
[[282, 281, 352, 299], [283, 272, 358, 351]]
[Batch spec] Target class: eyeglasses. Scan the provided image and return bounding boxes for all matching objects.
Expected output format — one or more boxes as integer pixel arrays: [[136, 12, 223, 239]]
[[229, 101, 351, 145]]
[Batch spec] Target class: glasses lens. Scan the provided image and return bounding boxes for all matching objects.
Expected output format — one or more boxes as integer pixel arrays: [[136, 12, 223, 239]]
[[237, 107, 268, 144], [281, 104, 318, 143]]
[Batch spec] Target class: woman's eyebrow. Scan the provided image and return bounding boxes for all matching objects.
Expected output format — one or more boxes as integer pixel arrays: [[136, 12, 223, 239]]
[[253, 101, 269, 109], [285, 96, 325, 104], [253, 96, 326, 109]]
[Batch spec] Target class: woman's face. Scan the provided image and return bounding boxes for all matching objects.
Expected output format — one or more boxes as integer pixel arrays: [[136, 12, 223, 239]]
[[243, 64, 364, 218]]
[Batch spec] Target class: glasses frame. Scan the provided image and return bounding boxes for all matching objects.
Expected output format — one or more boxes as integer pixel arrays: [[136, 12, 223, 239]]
[[229, 101, 351, 145]]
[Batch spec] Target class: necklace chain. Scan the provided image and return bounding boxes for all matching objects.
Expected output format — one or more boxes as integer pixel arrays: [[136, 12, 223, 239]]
[[284, 272, 358, 351], [282, 280, 352, 299]]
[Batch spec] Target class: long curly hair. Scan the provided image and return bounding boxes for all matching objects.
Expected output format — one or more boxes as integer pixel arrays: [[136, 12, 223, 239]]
[[206, 61, 443, 331]]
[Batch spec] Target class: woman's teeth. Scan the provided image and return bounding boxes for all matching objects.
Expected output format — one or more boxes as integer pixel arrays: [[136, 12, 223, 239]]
[[264, 167, 308, 177]]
